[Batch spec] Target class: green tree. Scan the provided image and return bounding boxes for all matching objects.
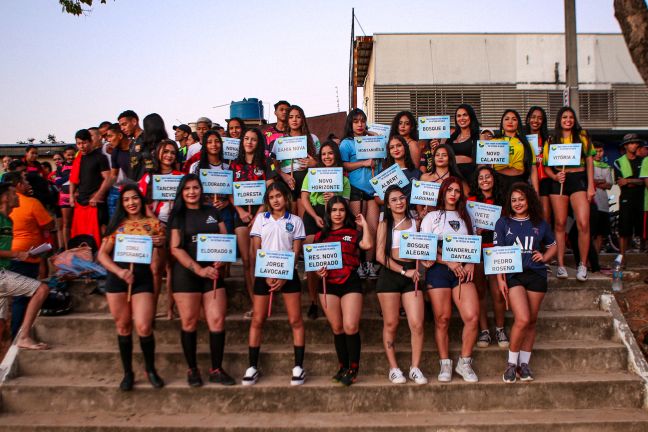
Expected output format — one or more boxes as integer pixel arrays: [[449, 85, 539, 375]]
[[59, 0, 109, 16], [615, 0, 648, 86]]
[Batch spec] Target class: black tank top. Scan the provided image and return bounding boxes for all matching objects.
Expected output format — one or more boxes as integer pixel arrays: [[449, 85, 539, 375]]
[[449, 137, 475, 159]]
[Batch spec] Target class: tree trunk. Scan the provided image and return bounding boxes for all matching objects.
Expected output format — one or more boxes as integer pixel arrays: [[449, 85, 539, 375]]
[[614, 0, 648, 85]]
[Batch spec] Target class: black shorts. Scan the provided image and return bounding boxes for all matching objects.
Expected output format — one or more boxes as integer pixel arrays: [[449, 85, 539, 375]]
[[592, 210, 611, 237], [425, 263, 459, 289], [303, 204, 326, 236], [285, 170, 308, 200], [318, 272, 363, 297], [253, 271, 302, 296], [539, 177, 553, 197], [507, 269, 547, 293], [376, 259, 416, 294], [618, 192, 645, 238], [105, 263, 154, 295], [349, 186, 374, 202], [497, 173, 527, 196], [550, 171, 587, 196], [171, 262, 226, 294], [234, 205, 262, 230]]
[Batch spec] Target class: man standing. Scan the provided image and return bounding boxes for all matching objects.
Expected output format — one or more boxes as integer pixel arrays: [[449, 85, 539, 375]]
[[4, 171, 53, 338], [263, 100, 290, 154], [614, 133, 647, 261], [0, 181, 50, 349], [173, 124, 192, 165], [118, 110, 149, 181], [185, 117, 211, 162]]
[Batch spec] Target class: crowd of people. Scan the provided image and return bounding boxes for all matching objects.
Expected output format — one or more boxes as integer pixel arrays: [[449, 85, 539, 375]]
[[0, 100, 646, 391]]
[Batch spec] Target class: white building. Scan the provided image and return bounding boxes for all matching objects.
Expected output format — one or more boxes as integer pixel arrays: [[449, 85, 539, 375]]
[[354, 33, 648, 133]]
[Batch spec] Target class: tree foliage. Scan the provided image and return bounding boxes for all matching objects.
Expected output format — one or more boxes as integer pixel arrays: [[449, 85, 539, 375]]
[[615, 0, 648, 86], [16, 135, 65, 145], [59, 0, 108, 16]]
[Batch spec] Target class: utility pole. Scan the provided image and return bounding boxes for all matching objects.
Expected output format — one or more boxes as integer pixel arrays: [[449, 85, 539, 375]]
[[348, 8, 355, 112], [564, 0, 580, 115]]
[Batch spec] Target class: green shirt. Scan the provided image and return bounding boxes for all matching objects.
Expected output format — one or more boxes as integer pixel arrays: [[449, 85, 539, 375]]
[[0, 213, 13, 270], [301, 173, 351, 206]]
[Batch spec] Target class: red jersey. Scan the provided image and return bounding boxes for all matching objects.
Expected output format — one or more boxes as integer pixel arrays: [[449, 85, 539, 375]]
[[314, 227, 360, 285]]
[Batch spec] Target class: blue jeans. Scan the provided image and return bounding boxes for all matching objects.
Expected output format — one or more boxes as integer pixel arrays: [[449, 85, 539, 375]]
[[107, 186, 120, 219], [9, 261, 40, 338]]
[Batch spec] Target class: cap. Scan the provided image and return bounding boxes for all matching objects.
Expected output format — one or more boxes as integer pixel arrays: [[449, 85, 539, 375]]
[[173, 124, 192, 134], [196, 117, 212, 127], [621, 133, 647, 147]]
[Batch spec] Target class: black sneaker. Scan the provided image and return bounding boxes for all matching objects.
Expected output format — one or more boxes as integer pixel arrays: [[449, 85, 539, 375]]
[[502, 363, 517, 383], [120, 371, 134, 391], [209, 368, 235, 386], [307, 303, 318, 320], [518, 363, 534, 382], [332, 367, 347, 383], [187, 368, 203, 387], [339, 368, 358, 387], [146, 370, 165, 389]]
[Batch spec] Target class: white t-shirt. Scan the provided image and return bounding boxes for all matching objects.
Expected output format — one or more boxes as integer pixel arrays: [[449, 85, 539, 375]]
[[250, 212, 306, 251], [186, 143, 202, 160], [420, 210, 470, 236], [189, 160, 230, 175]]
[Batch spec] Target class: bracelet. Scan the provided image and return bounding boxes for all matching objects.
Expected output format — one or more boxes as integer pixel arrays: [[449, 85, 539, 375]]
[[400, 269, 406, 276]]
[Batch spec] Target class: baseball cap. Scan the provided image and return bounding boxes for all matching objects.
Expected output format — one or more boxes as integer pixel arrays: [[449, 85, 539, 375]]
[[621, 133, 647, 147], [173, 124, 192, 134]]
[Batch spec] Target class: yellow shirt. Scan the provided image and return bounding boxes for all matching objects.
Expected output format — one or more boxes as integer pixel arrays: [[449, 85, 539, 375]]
[[542, 131, 595, 168], [494, 136, 535, 172]]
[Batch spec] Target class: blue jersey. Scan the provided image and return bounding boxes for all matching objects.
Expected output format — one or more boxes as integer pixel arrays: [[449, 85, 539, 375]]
[[339, 137, 382, 196], [493, 216, 556, 277]]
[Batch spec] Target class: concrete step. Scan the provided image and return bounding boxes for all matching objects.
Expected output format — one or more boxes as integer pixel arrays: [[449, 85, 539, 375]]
[[15, 340, 627, 379], [2, 409, 648, 431], [564, 252, 645, 268], [1, 373, 643, 414], [33, 310, 615, 346]]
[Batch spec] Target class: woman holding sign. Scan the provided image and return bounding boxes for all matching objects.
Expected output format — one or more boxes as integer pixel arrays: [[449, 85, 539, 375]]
[[230, 128, 277, 318], [375, 185, 428, 385], [388, 111, 422, 171], [420, 177, 480, 383], [525, 106, 552, 222], [245, 182, 306, 386], [97, 184, 165, 391], [495, 110, 538, 195], [446, 104, 480, 182], [277, 105, 319, 217], [301, 141, 351, 319], [168, 174, 235, 387], [382, 136, 421, 202], [419, 144, 466, 218], [543, 107, 595, 281], [494, 182, 557, 382], [314, 197, 372, 386], [339, 109, 380, 279], [138, 139, 183, 319]]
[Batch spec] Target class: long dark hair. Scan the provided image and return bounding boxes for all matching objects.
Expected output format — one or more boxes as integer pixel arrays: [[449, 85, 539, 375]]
[[447, 104, 480, 144], [141, 113, 169, 151], [152, 139, 178, 174], [227, 117, 247, 138], [388, 111, 418, 141], [431, 144, 464, 180], [235, 128, 267, 169], [469, 165, 505, 207], [385, 135, 416, 170], [166, 174, 205, 245], [320, 196, 356, 241], [524, 106, 549, 143], [262, 181, 292, 214], [342, 108, 367, 139], [552, 106, 588, 146], [287, 105, 317, 157], [499, 109, 533, 177], [504, 182, 543, 226], [316, 141, 343, 168], [436, 177, 473, 235], [105, 184, 148, 237], [382, 185, 414, 256], [198, 130, 224, 170]]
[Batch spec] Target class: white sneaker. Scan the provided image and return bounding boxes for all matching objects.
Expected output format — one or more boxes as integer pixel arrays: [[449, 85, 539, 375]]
[[576, 263, 588, 282], [357, 263, 368, 280], [455, 357, 479, 383], [388, 367, 406, 384], [409, 366, 428, 385], [556, 266, 569, 279], [291, 365, 305, 386], [242, 366, 259, 386], [438, 359, 453, 382], [366, 262, 378, 279]]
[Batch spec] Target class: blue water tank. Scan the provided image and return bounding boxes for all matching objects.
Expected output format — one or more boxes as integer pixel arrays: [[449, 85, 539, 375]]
[[230, 98, 264, 120]]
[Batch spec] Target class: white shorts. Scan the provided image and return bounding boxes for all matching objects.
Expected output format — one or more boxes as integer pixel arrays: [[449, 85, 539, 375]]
[[0, 269, 42, 320]]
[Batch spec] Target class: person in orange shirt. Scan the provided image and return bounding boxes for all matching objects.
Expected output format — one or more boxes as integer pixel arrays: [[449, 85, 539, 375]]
[[4, 171, 53, 336]]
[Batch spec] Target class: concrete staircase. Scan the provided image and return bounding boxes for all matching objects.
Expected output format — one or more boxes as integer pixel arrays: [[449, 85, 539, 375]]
[[1, 264, 648, 430]]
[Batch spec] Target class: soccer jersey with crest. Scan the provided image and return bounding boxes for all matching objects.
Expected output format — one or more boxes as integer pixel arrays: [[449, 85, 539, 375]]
[[169, 207, 223, 262], [493, 216, 556, 277], [250, 212, 305, 251], [420, 210, 470, 236]]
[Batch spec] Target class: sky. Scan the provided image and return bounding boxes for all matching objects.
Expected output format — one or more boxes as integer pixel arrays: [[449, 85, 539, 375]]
[[0, 0, 622, 143]]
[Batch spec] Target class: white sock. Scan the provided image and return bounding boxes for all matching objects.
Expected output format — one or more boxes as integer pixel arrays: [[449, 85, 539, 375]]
[[508, 351, 519, 365], [519, 350, 532, 365]]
